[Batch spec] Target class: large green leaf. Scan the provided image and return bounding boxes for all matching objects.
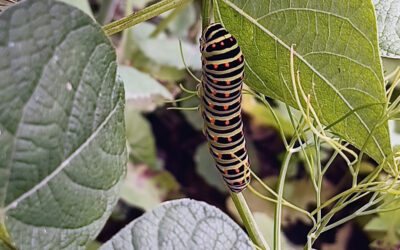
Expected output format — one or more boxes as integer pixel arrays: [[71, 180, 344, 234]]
[[0, 0, 126, 249], [100, 199, 253, 250], [216, 0, 391, 164]]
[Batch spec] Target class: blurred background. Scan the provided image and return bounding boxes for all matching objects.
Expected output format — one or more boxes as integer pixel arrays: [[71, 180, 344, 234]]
[[51, 0, 400, 249]]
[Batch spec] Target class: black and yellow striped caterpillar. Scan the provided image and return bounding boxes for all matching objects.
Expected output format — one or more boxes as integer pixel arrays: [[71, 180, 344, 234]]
[[199, 23, 250, 193]]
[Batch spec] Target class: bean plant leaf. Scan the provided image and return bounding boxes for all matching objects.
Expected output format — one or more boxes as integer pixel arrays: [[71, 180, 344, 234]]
[[0, 0, 126, 249], [373, 0, 400, 58], [100, 199, 253, 250], [216, 0, 392, 164]]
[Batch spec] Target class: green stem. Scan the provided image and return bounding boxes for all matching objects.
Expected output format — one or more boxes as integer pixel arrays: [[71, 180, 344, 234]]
[[103, 0, 192, 36], [231, 192, 270, 250], [274, 149, 293, 250], [202, 0, 213, 29], [315, 134, 322, 223], [0, 221, 15, 250]]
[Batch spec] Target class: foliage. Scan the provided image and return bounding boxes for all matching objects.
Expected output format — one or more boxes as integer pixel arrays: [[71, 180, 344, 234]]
[[59, 0, 93, 17], [125, 107, 157, 168], [195, 143, 228, 193], [241, 92, 294, 137], [215, 0, 391, 166], [118, 65, 173, 111], [1, 0, 400, 249], [119, 164, 180, 211], [364, 195, 400, 248], [99, 199, 253, 250]]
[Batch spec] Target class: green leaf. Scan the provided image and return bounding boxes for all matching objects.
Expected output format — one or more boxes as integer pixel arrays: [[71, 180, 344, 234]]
[[253, 213, 292, 250], [166, 2, 196, 37], [125, 107, 157, 169], [373, 0, 400, 58], [242, 93, 294, 137], [0, 0, 126, 249], [195, 141, 260, 192], [138, 35, 201, 71], [100, 199, 253, 250], [120, 164, 180, 211], [122, 22, 201, 81], [86, 240, 102, 250], [118, 65, 172, 111], [59, 0, 93, 18], [216, 0, 391, 165], [364, 196, 400, 248], [194, 143, 227, 192]]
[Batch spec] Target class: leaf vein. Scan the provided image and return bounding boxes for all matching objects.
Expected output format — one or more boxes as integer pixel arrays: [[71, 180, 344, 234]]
[[221, 0, 385, 159], [4, 99, 121, 212]]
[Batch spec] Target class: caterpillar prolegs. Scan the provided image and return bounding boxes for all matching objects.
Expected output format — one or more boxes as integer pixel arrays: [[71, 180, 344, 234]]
[[200, 23, 251, 193]]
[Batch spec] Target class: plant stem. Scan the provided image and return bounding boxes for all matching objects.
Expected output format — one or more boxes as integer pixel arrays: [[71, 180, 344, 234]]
[[103, 0, 192, 36], [315, 134, 322, 223], [274, 149, 293, 250], [231, 192, 270, 250], [0, 221, 15, 250], [201, 0, 213, 29]]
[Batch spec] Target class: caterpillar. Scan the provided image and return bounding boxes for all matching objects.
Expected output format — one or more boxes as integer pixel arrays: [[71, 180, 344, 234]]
[[199, 23, 250, 193]]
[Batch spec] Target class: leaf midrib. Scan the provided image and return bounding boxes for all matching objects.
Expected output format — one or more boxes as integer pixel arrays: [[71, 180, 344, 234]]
[[4, 101, 120, 212], [0, 22, 93, 207]]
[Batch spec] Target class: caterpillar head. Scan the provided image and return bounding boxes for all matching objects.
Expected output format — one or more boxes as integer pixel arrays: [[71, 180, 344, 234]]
[[200, 23, 226, 52]]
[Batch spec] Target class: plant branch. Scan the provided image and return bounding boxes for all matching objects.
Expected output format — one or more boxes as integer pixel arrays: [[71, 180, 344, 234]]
[[231, 192, 270, 250], [202, 0, 213, 29], [274, 148, 293, 250], [103, 0, 192, 36]]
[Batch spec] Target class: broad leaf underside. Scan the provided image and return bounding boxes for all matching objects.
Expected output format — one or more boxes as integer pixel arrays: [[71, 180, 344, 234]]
[[100, 199, 253, 250]]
